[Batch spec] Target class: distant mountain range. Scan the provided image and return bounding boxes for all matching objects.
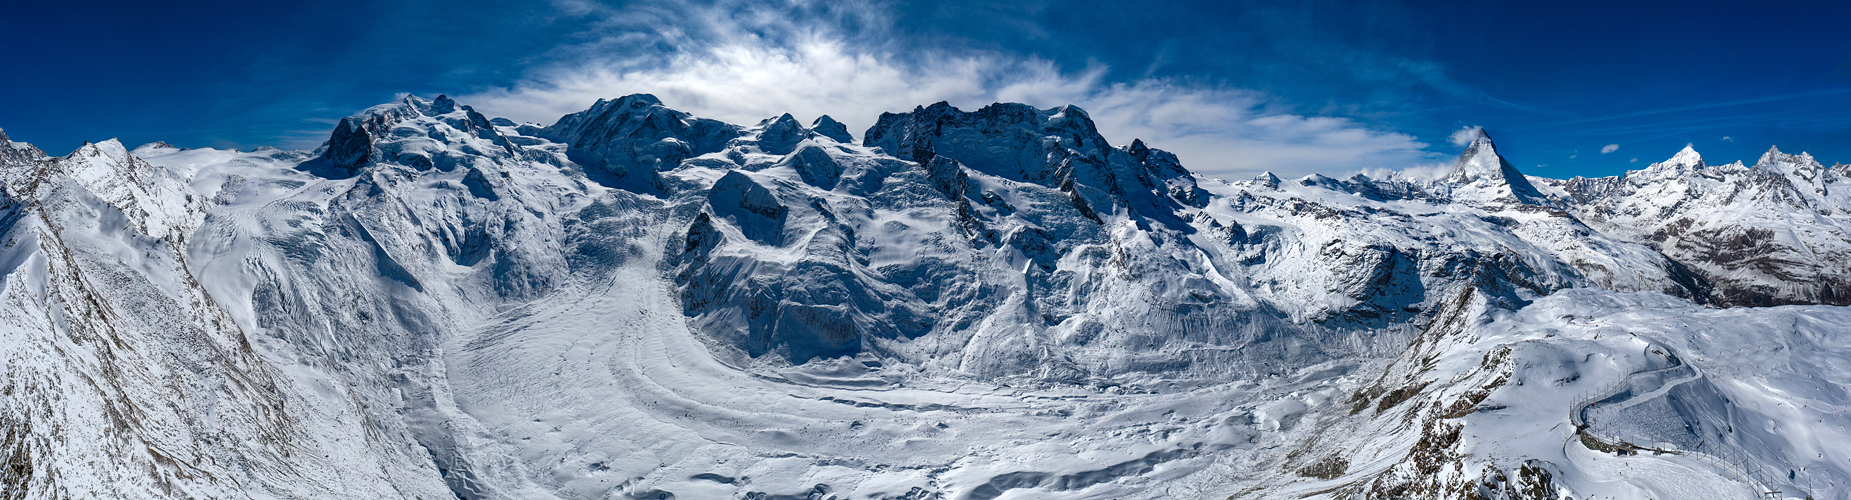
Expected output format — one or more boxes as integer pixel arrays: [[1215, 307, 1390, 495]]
[[1, 95, 1847, 499]]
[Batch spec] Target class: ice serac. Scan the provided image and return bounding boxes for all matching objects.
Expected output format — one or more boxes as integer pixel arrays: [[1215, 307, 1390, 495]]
[[1444, 129, 1551, 206], [538, 93, 738, 190]]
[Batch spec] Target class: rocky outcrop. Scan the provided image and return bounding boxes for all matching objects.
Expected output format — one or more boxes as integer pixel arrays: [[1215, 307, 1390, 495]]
[[538, 94, 738, 189]]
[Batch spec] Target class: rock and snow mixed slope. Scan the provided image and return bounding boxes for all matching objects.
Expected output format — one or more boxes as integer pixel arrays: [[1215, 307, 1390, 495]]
[[1, 94, 1848, 500], [1538, 146, 1851, 306]]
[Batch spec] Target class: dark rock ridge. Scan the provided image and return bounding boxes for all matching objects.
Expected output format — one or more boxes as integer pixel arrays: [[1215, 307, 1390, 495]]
[[316, 94, 516, 177]]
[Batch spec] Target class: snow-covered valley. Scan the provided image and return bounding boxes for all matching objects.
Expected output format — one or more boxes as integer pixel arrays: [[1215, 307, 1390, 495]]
[[2, 94, 1849, 499]]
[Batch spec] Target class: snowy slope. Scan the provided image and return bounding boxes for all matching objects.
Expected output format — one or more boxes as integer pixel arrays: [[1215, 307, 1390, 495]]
[[1539, 145, 1851, 306], [0, 132, 452, 499], [1, 93, 1847, 500]]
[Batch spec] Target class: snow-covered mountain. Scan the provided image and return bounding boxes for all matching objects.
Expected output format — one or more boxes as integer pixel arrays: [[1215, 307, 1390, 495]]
[[1537, 146, 1851, 306], [2, 94, 1848, 500]]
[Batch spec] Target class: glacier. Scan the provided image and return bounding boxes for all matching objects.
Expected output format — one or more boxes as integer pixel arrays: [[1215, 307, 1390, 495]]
[[1, 94, 1849, 499]]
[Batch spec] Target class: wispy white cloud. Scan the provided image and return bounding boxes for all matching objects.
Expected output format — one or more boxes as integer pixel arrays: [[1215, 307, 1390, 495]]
[[458, 1, 1439, 179], [1721, 135, 1735, 142], [1600, 143, 1620, 154], [1354, 161, 1453, 183], [1448, 126, 1483, 147]]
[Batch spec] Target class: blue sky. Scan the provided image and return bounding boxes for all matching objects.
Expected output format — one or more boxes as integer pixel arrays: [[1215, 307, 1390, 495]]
[[1, 0, 1846, 179]]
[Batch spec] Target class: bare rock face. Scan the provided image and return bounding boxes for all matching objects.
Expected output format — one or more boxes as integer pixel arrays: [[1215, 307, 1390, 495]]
[[538, 93, 738, 190], [322, 116, 375, 175]]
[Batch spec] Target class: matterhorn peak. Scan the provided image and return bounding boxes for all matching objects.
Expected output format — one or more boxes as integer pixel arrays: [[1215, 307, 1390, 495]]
[[1462, 126, 1492, 145], [1443, 128, 1549, 206], [0, 127, 9, 143], [1445, 129, 1506, 182], [1446, 130, 1500, 177]]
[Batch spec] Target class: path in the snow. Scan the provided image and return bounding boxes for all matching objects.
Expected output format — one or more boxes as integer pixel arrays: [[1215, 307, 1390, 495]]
[[1567, 343, 1775, 496]]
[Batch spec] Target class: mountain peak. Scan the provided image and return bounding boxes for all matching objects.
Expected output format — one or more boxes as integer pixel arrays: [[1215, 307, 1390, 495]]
[[603, 93, 663, 109], [1445, 129, 1504, 182], [1754, 145, 1826, 184], [75, 138, 130, 159], [1255, 171, 1282, 189], [809, 115, 852, 143], [540, 93, 738, 187], [1657, 144, 1705, 171], [751, 113, 807, 155], [1463, 126, 1492, 147], [1129, 138, 1148, 152], [431, 94, 457, 114], [1444, 129, 1549, 206], [321, 117, 373, 175], [0, 128, 8, 143]]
